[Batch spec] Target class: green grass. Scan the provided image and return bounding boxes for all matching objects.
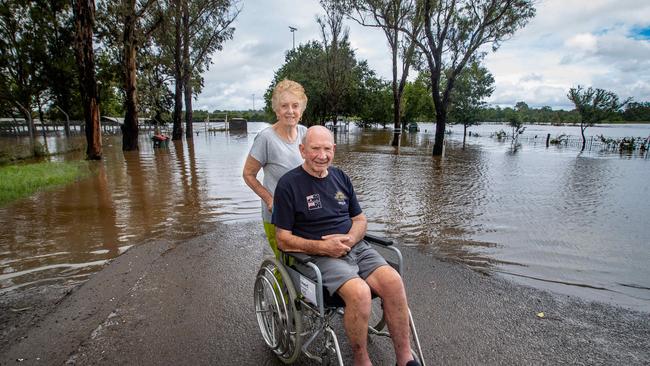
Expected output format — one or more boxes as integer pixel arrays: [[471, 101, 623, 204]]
[[0, 161, 91, 206]]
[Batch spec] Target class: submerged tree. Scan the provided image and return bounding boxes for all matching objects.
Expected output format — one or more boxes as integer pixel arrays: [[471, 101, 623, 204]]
[[97, 0, 162, 151], [410, 0, 535, 156], [337, 0, 422, 146], [153, 0, 239, 140], [567, 86, 630, 151], [181, 0, 239, 139], [448, 61, 494, 145], [72, 0, 102, 159], [318, 1, 355, 126]]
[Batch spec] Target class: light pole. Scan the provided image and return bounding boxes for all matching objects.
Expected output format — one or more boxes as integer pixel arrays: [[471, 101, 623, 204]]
[[289, 26, 297, 50]]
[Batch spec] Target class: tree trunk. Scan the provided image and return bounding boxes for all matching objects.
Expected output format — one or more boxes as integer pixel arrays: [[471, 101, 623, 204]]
[[433, 108, 446, 156], [72, 0, 102, 160], [122, 0, 139, 151], [15, 101, 35, 143], [37, 98, 47, 140], [171, 0, 183, 140], [182, 0, 193, 139], [390, 21, 401, 147], [463, 124, 467, 146], [580, 124, 587, 152], [429, 69, 445, 156]]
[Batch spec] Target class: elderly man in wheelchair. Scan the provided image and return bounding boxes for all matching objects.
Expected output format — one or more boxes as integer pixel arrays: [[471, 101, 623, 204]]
[[254, 126, 424, 366]]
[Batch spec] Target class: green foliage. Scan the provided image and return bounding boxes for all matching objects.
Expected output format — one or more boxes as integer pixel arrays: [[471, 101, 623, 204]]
[[567, 86, 630, 128], [622, 102, 650, 122], [493, 129, 507, 139], [549, 133, 568, 145], [0, 161, 91, 206], [265, 40, 384, 126], [0, 1, 50, 118], [355, 77, 392, 127], [402, 73, 435, 123], [567, 85, 630, 150], [416, 0, 536, 155], [448, 61, 495, 130]]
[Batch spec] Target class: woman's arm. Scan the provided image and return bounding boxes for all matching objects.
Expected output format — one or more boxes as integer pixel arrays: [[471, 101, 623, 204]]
[[242, 155, 273, 212]]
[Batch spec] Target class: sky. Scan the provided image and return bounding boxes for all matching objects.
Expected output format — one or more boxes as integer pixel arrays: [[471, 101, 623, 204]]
[[195, 0, 650, 112]]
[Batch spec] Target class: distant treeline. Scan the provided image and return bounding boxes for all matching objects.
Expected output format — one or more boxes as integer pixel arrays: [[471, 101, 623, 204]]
[[475, 101, 650, 124]]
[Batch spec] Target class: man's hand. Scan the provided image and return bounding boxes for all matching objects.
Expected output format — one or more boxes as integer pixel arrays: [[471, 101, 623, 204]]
[[321, 234, 352, 258]]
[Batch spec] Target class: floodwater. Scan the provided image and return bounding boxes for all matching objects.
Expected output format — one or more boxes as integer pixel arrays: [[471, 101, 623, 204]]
[[1, 122, 649, 312]]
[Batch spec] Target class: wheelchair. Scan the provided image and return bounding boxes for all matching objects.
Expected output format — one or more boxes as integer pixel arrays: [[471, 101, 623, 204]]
[[254, 234, 425, 365]]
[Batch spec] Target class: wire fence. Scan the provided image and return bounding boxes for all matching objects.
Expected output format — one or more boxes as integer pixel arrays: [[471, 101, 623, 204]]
[[493, 132, 650, 155]]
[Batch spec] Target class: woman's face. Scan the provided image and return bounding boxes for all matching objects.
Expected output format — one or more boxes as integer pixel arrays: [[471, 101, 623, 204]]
[[275, 91, 303, 127]]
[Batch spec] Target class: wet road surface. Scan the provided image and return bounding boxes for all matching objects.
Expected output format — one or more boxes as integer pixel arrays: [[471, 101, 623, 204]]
[[1, 221, 649, 365]]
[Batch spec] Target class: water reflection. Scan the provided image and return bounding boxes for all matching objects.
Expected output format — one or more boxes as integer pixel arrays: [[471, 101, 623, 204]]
[[1, 123, 649, 312]]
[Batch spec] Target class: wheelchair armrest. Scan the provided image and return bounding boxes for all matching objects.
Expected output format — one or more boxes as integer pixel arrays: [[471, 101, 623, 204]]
[[364, 234, 393, 247], [283, 252, 315, 265]]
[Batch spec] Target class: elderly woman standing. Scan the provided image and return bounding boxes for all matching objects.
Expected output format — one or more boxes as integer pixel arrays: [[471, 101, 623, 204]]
[[243, 79, 308, 258]]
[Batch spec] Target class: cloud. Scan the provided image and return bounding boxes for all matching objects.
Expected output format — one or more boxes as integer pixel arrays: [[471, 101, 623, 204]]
[[565, 33, 598, 53], [195, 0, 650, 111]]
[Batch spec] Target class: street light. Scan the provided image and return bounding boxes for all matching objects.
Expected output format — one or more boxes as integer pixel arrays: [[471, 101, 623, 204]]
[[289, 26, 297, 50]]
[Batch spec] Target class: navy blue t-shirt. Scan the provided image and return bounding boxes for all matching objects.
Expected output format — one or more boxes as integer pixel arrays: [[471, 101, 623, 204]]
[[272, 166, 362, 240]]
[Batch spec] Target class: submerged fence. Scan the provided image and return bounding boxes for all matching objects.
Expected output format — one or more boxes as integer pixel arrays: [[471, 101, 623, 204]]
[[0, 118, 158, 137], [495, 132, 650, 155]]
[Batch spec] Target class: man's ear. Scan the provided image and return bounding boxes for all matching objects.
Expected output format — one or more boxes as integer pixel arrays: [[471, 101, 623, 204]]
[[299, 143, 305, 158]]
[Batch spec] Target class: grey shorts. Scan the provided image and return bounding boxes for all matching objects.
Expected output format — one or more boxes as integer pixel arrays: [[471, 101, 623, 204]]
[[309, 240, 388, 296]]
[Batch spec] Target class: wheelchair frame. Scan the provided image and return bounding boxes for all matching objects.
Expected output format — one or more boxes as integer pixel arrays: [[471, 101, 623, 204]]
[[254, 234, 426, 365]]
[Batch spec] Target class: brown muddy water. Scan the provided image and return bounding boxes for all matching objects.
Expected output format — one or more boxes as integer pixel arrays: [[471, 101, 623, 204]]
[[1, 122, 649, 312]]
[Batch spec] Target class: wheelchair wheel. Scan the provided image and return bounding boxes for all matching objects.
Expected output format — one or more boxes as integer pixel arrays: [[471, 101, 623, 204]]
[[254, 257, 303, 363]]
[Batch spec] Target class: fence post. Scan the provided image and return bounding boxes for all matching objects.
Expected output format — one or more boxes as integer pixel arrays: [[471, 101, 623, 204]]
[[546, 133, 551, 147]]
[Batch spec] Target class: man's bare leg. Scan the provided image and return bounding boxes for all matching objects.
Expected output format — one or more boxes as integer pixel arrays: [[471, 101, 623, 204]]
[[366, 265, 413, 366], [337, 278, 373, 366]]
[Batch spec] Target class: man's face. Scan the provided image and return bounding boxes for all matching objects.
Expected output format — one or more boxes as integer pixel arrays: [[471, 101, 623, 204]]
[[300, 129, 335, 177]]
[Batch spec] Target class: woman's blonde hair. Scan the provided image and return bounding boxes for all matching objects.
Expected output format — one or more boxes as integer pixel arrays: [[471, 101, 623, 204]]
[[271, 79, 308, 113]]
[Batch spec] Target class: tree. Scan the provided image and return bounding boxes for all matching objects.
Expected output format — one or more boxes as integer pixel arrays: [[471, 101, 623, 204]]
[[506, 108, 524, 147], [448, 61, 494, 144], [318, 1, 356, 126], [72, 0, 102, 159], [264, 42, 328, 125], [402, 72, 434, 124], [44, 1, 82, 138], [0, 1, 49, 145], [265, 40, 381, 126], [181, 0, 239, 139], [567, 86, 630, 151], [97, 0, 161, 151], [622, 101, 650, 122], [338, 0, 421, 145], [152, 0, 239, 140], [409, 0, 535, 155]]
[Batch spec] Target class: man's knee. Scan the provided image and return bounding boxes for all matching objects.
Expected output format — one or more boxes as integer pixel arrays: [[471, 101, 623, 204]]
[[338, 278, 372, 312], [369, 266, 406, 298]]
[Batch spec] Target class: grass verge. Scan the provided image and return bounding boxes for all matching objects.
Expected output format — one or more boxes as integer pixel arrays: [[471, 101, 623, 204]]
[[0, 161, 91, 206]]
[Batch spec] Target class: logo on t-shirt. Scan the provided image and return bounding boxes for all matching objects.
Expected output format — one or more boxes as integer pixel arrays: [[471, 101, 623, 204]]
[[306, 194, 322, 210], [334, 191, 348, 205]]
